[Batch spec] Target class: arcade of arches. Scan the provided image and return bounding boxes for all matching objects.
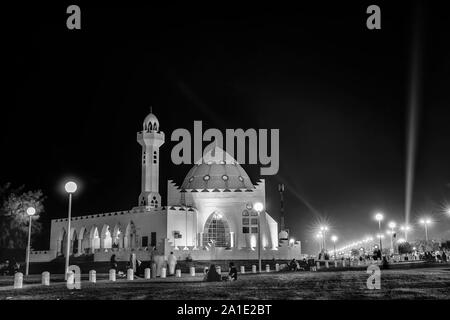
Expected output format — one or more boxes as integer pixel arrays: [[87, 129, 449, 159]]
[[56, 222, 138, 255]]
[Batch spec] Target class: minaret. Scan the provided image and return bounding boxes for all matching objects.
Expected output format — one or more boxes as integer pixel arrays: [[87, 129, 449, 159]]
[[137, 108, 164, 208], [278, 183, 289, 241]]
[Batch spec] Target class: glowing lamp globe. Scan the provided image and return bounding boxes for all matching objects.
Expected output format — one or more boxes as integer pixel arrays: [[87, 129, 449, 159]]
[[26, 207, 36, 216], [331, 235, 338, 243], [388, 221, 396, 229], [65, 181, 77, 194], [253, 202, 264, 212], [375, 213, 383, 221]]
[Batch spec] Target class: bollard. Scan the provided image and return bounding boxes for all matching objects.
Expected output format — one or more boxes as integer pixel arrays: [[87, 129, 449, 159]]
[[14, 272, 23, 289], [266, 264, 270, 272], [342, 260, 346, 267], [109, 269, 116, 282], [334, 261, 338, 268], [316, 261, 320, 270], [325, 261, 329, 269], [240, 266, 245, 274], [161, 267, 167, 278], [145, 268, 151, 279], [151, 263, 157, 279], [127, 268, 134, 280], [357, 260, 361, 266], [176, 269, 181, 278], [67, 271, 75, 287], [252, 265, 257, 273], [190, 267, 195, 277], [89, 270, 96, 283], [216, 266, 221, 274], [275, 263, 279, 272], [42, 271, 50, 286]]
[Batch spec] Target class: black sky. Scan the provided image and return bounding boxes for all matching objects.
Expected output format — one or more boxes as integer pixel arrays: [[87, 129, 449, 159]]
[[4, 1, 450, 253]]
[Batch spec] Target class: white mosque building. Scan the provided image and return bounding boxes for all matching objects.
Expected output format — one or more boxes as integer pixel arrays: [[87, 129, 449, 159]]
[[30, 111, 301, 263]]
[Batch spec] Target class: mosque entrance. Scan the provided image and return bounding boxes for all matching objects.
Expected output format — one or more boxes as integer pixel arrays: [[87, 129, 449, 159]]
[[203, 212, 230, 247]]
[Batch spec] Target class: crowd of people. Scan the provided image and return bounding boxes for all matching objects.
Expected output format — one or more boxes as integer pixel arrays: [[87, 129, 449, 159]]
[[0, 258, 21, 276]]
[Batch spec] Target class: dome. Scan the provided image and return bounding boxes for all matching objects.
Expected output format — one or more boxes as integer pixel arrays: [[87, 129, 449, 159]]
[[143, 111, 159, 132], [279, 230, 289, 240], [181, 146, 254, 190]]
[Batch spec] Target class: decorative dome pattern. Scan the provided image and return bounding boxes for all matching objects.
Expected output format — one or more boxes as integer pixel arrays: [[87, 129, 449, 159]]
[[181, 147, 254, 190]]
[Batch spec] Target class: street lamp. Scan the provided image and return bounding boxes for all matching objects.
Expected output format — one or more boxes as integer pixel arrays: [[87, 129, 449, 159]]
[[388, 221, 396, 254], [64, 181, 77, 279], [253, 202, 264, 273], [25, 207, 36, 276], [320, 226, 329, 252], [375, 213, 384, 253], [316, 232, 323, 253], [400, 225, 411, 242], [331, 235, 338, 260], [419, 218, 431, 241]]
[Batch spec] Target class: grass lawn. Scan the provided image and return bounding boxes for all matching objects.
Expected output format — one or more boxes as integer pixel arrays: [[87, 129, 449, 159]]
[[1, 265, 450, 300]]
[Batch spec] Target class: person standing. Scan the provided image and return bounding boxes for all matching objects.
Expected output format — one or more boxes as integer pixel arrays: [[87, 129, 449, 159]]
[[168, 251, 177, 275]]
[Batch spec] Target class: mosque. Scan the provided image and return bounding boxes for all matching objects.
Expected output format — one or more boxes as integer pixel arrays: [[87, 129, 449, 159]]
[[30, 111, 301, 263]]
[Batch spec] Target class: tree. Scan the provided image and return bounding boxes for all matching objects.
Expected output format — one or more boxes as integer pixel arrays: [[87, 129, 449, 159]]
[[398, 242, 413, 254], [351, 249, 359, 257], [0, 183, 45, 249]]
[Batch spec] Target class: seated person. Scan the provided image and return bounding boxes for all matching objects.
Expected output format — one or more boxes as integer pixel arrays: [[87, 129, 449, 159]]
[[203, 264, 221, 282], [289, 259, 298, 271], [0, 260, 10, 275], [9, 258, 20, 275], [228, 262, 237, 281]]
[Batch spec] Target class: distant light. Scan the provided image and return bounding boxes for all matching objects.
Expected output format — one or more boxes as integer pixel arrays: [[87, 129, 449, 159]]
[[26, 207, 36, 216], [289, 238, 295, 245], [65, 181, 77, 194], [388, 221, 396, 229], [412, 247, 416, 250], [375, 213, 384, 221], [253, 202, 264, 212], [331, 235, 338, 242]]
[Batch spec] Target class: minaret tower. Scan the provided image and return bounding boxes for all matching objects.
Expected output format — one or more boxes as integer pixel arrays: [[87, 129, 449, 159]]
[[137, 108, 164, 208]]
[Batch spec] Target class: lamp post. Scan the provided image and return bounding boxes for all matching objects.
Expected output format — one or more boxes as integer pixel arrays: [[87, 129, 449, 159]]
[[419, 219, 431, 241], [388, 221, 396, 254], [320, 226, 329, 252], [375, 213, 384, 252], [400, 225, 411, 242], [316, 232, 323, 253], [64, 181, 77, 279], [253, 202, 264, 273], [25, 207, 36, 276], [331, 235, 338, 260]]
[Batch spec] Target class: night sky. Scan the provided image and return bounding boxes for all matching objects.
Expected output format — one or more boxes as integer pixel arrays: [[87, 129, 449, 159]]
[[4, 2, 450, 253]]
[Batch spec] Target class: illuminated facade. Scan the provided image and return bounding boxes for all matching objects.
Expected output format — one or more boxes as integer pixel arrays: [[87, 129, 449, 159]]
[[31, 111, 301, 262]]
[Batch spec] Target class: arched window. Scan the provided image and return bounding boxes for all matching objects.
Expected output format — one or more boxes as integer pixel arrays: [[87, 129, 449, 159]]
[[203, 212, 230, 247]]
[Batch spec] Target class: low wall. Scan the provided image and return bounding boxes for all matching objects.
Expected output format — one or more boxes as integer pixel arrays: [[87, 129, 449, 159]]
[[29, 250, 57, 262], [91, 245, 303, 262], [94, 248, 152, 262]]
